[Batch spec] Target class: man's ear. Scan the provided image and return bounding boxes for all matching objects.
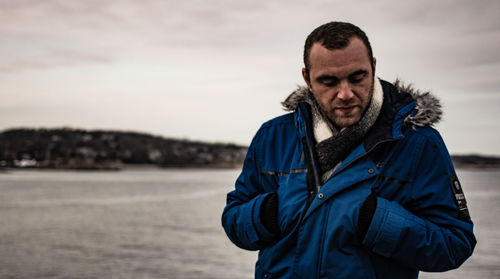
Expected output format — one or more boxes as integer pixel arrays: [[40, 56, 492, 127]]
[[302, 68, 312, 90], [372, 57, 377, 74]]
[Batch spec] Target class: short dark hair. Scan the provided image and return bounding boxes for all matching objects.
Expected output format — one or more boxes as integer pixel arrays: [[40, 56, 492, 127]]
[[303, 21, 373, 71]]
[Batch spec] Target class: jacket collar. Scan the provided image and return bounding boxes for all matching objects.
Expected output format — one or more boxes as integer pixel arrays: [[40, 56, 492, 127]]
[[286, 78, 442, 150]]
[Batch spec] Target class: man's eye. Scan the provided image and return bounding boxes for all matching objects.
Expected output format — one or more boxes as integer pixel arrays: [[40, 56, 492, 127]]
[[321, 79, 338, 86], [350, 74, 365, 83]]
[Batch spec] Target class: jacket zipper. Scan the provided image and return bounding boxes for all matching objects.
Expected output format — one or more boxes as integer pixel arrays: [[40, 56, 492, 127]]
[[298, 105, 322, 211], [296, 105, 323, 278]]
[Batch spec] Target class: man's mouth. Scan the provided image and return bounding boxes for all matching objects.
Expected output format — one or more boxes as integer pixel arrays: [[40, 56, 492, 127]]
[[336, 106, 357, 114]]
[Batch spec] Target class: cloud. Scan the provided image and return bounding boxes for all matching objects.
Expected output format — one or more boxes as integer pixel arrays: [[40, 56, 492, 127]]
[[1, 0, 500, 154], [0, 0, 275, 72]]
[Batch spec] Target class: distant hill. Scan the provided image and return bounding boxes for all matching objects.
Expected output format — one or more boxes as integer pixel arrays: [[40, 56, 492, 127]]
[[0, 128, 247, 170], [451, 154, 500, 169]]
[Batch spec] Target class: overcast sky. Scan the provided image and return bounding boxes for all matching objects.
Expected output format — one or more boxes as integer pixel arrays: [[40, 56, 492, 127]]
[[1, 0, 499, 155]]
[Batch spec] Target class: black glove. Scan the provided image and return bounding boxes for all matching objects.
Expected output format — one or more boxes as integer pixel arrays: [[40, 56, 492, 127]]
[[260, 193, 280, 235], [358, 192, 377, 241]]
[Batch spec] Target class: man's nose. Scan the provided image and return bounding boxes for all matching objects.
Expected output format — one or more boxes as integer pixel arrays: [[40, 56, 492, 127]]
[[337, 81, 354, 101]]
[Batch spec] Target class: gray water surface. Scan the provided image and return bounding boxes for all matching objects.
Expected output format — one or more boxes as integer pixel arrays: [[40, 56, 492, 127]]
[[0, 168, 498, 278]]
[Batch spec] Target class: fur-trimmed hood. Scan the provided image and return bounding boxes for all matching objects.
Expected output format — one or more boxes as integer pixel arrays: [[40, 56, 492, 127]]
[[281, 79, 442, 128]]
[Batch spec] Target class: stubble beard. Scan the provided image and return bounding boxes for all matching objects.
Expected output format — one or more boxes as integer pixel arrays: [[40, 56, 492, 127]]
[[323, 80, 375, 129]]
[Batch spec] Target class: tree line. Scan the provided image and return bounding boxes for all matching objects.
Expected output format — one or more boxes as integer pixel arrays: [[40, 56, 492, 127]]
[[0, 128, 247, 170]]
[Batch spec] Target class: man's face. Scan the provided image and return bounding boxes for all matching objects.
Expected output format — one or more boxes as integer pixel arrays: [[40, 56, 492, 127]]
[[302, 38, 376, 129]]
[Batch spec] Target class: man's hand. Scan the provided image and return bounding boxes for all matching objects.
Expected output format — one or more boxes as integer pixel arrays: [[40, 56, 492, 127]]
[[358, 192, 377, 241], [260, 193, 280, 235]]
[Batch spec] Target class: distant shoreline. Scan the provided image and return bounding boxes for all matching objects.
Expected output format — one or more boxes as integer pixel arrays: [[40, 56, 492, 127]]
[[0, 159, 500, 172], [451, 155, 500, 169], [0, 164, 244, 173], [0, 163, 244, 172], [1, 128, 499, 171]]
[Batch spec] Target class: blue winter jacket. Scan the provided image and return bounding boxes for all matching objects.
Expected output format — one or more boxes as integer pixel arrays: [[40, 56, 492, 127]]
[[221, 79, 476, 278]]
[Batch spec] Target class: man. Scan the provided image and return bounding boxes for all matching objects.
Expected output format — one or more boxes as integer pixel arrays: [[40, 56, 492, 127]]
[[221, 21, 476, 278]]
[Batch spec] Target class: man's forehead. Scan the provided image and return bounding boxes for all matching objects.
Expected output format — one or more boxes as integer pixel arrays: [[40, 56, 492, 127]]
[[308, 39, 372, 75]]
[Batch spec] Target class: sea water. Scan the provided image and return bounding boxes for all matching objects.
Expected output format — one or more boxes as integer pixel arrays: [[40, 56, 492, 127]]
[[0, 168, 498, 278]]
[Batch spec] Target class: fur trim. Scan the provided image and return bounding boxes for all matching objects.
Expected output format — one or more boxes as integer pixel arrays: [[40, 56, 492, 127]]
[[281, 79, 442, 127], [281, 86, 312, 111], [394, 79, 442, 127]]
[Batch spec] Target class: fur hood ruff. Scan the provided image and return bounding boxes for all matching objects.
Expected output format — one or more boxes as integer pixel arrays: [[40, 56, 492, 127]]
[[281, 79, 442, 128]]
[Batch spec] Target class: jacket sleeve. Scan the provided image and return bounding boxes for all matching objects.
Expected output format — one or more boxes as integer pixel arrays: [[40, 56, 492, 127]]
[[362, 128, 476, 271], [221, 128, 278, 251]]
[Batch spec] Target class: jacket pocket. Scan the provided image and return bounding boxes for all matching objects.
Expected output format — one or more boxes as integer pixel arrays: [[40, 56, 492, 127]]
[[275, 172, 308, 236], [319, 191, 377, 278]]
